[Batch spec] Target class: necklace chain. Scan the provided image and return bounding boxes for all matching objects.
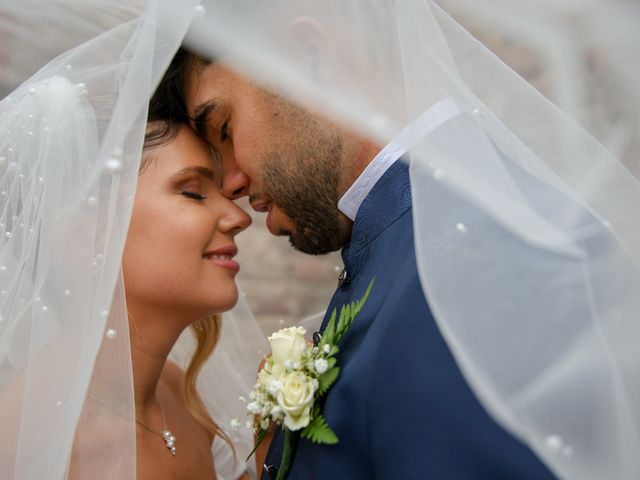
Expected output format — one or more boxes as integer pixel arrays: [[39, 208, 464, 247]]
[[88, 393, 177, 456]]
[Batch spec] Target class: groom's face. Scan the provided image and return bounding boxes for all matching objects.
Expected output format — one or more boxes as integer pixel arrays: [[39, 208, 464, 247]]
[[184, 62, 352, 254]]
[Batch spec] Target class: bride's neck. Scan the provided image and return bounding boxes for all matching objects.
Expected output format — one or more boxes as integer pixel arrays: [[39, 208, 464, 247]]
[[128, 309, 189, 412]]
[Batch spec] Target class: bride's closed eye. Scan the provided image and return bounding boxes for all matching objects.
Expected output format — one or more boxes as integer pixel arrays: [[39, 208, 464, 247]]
[[172, 166, 217, 201], [181, 190, 208, 201]]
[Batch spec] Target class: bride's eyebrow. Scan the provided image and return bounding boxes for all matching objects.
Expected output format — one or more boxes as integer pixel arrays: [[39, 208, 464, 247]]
[[192, 101, 216, 138], [172, 166, 215, 181]]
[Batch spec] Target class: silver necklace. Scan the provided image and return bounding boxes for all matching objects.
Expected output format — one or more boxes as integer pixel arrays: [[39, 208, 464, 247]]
[[137, 400, 177, 456], [89, 394, 177, 456]]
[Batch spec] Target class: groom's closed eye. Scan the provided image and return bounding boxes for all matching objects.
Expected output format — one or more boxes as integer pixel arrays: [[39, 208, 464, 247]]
[[193, 101, 216, 139]]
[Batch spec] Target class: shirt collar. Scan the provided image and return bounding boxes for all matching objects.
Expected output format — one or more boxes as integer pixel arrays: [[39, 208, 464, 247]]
[[338, 98, 461, 221]]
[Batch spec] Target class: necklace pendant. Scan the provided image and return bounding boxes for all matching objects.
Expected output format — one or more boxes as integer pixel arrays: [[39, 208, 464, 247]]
[[161, 429, 177, 456]]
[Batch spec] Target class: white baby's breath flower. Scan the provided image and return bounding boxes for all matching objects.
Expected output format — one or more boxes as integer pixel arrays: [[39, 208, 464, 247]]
[[292, 361, 301, 370], [314, 358, 329, 374], [247, 401, 262, 415], [270, 405, 283, 418], [238, 395, 247, 403], [284, 359, 294, 370], [312, 378, 319, 390], [267, 379, 282, 395], [260, 417, 271, 430], [322, 344, 331, 354], [230, 418, 241, 430]]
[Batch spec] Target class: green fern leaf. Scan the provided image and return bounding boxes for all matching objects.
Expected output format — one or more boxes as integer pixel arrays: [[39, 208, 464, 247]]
[[301, 415, 339, 445], [246, 428, 267, 461], [332, 279, 376, 344], [317, 366, 340, 396], [357, 278, 375, 312], [322, 308, 337, 346]]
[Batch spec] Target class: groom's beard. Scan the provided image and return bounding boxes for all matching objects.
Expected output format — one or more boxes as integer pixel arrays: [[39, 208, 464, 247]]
[[262, 137, 350, 255]]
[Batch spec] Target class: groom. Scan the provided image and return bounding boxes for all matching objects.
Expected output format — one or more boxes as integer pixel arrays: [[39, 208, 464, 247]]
[[155, 48, 557, 479]]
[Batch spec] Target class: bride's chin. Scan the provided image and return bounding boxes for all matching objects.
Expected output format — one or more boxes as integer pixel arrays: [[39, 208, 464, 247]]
[[207, 289, 239, 315]]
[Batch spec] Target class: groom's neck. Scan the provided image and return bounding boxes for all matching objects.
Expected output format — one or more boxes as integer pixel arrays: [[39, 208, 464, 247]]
[[337, 137, 382, 198]]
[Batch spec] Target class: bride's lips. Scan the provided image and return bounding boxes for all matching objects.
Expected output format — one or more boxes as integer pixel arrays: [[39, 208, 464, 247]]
[[203, 245, 240, 273]]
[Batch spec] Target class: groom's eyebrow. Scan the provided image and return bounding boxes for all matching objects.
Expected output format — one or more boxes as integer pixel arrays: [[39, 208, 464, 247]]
[[193, 101, 216, 138]]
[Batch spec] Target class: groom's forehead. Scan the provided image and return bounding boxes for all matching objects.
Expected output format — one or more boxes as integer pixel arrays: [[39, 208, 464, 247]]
[[185, 63, 242, 113]]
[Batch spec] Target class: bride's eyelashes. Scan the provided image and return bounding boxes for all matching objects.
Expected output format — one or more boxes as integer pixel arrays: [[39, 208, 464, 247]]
[[181, 190, 208, 201]]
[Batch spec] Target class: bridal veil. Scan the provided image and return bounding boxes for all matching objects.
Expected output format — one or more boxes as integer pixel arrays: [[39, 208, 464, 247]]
[[1, 1, 639, 479]]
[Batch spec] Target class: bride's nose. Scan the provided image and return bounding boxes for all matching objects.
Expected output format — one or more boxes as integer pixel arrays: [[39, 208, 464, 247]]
[[219, 200, 252, 235], [220, 153, 250, 199]]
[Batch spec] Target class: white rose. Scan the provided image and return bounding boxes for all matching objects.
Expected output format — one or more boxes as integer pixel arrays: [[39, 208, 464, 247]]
[[276, 371, 316, 431], [284, 406, 311, 431], [268, 326, 307, 365], [258, 362, 285, 388]]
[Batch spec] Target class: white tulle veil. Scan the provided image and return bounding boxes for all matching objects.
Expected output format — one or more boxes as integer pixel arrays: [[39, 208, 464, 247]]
[[1, 1, 639, 479]]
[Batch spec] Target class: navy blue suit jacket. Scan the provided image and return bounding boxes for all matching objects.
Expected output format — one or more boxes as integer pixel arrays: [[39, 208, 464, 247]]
[[263, 161, 556, 479]]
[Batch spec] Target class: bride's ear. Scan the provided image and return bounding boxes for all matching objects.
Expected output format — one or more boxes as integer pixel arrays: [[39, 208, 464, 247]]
[[288, 16, 329, 80]]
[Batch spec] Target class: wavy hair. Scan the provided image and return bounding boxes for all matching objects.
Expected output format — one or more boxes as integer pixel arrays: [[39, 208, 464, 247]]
[[184, 315, 235, 454]]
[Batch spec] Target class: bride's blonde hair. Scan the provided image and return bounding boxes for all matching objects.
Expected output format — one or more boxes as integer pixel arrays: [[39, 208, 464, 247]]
[[184, 316, 236, 452]]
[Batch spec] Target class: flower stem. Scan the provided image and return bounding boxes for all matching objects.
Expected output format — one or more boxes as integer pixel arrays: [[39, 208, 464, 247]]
[[276, 429, 300, 480]]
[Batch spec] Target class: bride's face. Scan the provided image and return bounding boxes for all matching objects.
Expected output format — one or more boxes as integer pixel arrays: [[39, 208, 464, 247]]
[[122, 125, 251, 320]]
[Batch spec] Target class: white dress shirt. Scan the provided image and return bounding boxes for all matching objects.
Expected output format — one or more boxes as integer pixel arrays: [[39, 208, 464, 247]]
[[338, 98, 461, 221]]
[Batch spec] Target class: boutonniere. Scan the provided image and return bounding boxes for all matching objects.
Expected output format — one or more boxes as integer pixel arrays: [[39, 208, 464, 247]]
[[244, 279, 374, 480]]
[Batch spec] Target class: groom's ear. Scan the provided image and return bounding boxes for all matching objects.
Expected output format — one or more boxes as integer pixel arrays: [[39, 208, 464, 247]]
[[288, 17, 329, 80]]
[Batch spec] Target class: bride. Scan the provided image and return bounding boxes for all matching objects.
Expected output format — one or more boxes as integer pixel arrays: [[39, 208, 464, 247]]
[[1, 73, 260, 480], [78, 104, 251, 478], [0, 3, 266, 479]]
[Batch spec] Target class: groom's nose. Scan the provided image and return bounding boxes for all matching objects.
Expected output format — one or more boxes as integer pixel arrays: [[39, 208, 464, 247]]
[[220, 155, 250, 199]]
